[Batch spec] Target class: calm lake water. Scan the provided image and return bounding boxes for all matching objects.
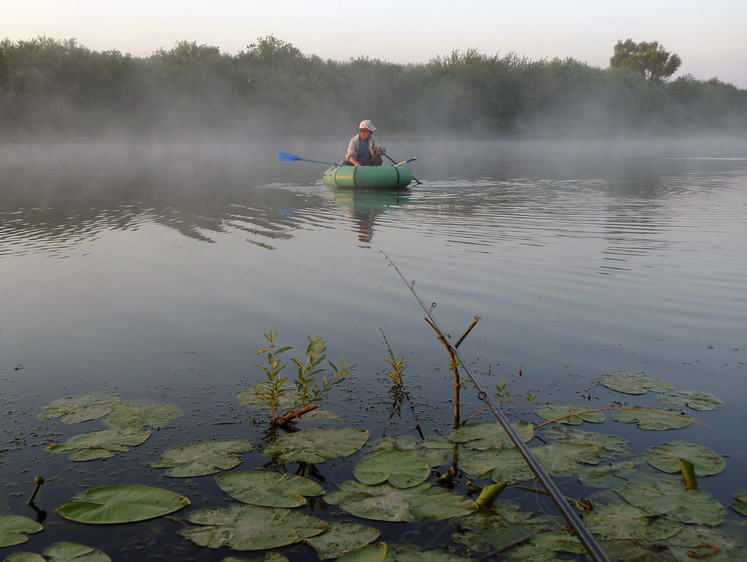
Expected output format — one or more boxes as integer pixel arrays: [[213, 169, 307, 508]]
[[1, 136, 746, 559]]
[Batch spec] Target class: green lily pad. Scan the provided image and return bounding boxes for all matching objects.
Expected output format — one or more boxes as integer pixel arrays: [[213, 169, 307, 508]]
[[325, 481, 476, 522], [216, 471, 324, 507], [645, 440, 725, 477], [366, 435, 454, 468], [48, 427, 150, 461], [597, 371, 673, 394], [38, 392, 121, 424], [668, 525, 747, 561], [305, 521, 380, 559], [534, 403, 604, 425], [150, 440, 253, 477], [530, 531, 586, 554], [380, 545, 470, 560], [58, 485, 190, 524], [446, 421, 533, 450], [451, 513, 537, 553], [481, 448, 534, 484], [731, 493, 747, 517], [0, 515, 43, 547], [178, 504, 328, 550], [577, 461, 638, 488], [3, 553, 45, 562], [582, 503, 682, 541], [354, 449, 430, 488], [262, 428, 369, 464], [337, 542, 387, 561], [617, 479, 725, 526], [532, 442, 600, 476], [104, 401, 183, 429], [44, 542, 111, 561], [542, 427, 630, 457], [613, 407, 692, 430], [657, 390, 724, 411]]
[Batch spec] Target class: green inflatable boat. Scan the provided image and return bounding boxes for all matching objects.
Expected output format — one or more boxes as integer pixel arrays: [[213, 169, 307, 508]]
[[323, 165, 413, 189]]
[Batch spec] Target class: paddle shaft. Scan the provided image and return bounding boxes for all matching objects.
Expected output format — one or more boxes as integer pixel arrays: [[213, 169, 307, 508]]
[[383, 153, 422, 184]]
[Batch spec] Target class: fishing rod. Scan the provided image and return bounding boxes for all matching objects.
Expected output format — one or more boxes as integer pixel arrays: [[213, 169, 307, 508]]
[[382, 251, 609, 562]]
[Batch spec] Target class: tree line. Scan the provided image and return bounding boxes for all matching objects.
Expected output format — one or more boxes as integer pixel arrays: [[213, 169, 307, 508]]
[[1, 35, 745, 137]]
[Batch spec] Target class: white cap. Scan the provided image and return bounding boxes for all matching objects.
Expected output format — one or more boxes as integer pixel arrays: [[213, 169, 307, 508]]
[[359, 120, 377, 131]]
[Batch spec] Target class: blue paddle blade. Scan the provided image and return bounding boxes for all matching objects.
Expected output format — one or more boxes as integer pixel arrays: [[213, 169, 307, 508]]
[[278, 152, 300, 162]]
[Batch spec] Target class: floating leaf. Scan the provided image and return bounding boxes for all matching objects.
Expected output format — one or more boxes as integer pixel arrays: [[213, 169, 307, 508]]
[[668, 525, 747, 560], [366, 435, 454, 467], [617, 479, 725, 526], [179, 504, 327, 550], [582, 503, 682, 541], [44, 542, 111, 561], [657, 390, 724, 411], [150, 440, 252, 477], [3, 553, 45, 562], [325, 481, 476, 522], [38, 393, 121, 424], [534, 403, 604, 425], [598, 371, 673, 394], [451, 512, 537, 553], [262, 428, 369, 464], [613, 407, 691, 430], [530, 531, 586, 554], [104, 401, 183, 429], [731, 493, 747, 517], [49, 427, 150, 461], [577, 461, 637, 488], [380, 545, 470, 560], [306, 521, 380, 560], [542, 427, 630, 457], [532, 442, 600, 476], [354, 449, 430, 488], [645, 440, 725, 477], [58, 485, 190, 524], [446, 421, 533, 450], [216, 471, 323, 507], [0, 515, 43, 547]]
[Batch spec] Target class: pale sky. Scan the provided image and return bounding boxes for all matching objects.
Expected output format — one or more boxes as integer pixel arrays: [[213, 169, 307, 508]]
[[4, 0, 746, 88]]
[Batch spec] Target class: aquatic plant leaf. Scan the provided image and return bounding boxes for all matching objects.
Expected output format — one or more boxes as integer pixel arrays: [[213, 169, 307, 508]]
[[58, 485, 190, 524], [337, 542, 387, 561], [534, 403, 604, 425], [597, 371, 673, 394], [451, 513, 537, 553], [104, 401, 183, 429], [3, 553, 45, 562], [354, 449, 430, 488], [262, 428, 369, 464], [657, 390, 724, 411], [150, 440, 252, 477], [668, 525, 747, 561], [532, 442, 600, 475], [484, 448, 534, 484], [542, 427, 630, 457], [215, 471, 323, 507], [178, 504, 327, 550], [613, 407, 691, 430], [305, 521, 380, 559], [617, 479, 725, 525], [446, 421, 533, 450], [0, 515, 43, 547], [582, 503, 682, 541], [366, 435, 454, 467], [325, 481, 476, 522], [577, 461, 638, 488], [38, 392, 121, 424], [49, 427, 150, 461], [645, 440, 725, 477], [381, 545, 471, 560], [530, 531, 586, 554], [44, 541, 111, 561], [731, 494, 747, 517], [460, 448, 514, 479]]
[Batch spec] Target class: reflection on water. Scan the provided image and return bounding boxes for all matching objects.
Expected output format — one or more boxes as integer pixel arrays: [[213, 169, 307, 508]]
[[329, 188, 411, 247]]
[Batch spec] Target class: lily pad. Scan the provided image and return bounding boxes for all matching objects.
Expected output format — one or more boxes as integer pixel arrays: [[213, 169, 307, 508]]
[[306, 521, 380, 559], [645, 440, 725, 477], [657, 390, 724, 411], [179, 504, 328, 550], [354, 449, 430, 488], [45, 542, 112, 561], [530, 532, 586, 554], [613, 407, 691, 430], [104, 401, 183, 429], [451, 513, 538, 553], [38, 392, 121, 424], [3, 553, 45, 562], [378, 545, 470, 560], [48, 427, 150, 461], [597, 371, 673, 394], [0, 515, 43, 547], [366, 435, 454, 467], [446, 421, 534, 450], [577, 461, 637, 488], [531, 442, 600, 476], [534, 403, 604, 425], [216, 471, 324, 507], [732, 493, 747, 517], [542, 427, 630, 457], [337, 542, 387, 561], [58, 485, 190, 524], [150, 440, 253, 477], [617, 479, 725, 526], [668, 525, 747, 561], [325, 481, 476, 522], [262, 427, 369, 464], [582, 503, 682, 541]]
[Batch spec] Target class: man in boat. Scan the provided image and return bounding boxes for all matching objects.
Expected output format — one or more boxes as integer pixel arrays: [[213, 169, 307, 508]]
[[345, 120, 386, 166]]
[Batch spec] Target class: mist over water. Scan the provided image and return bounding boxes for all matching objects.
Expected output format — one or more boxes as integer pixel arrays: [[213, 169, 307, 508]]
[[1, 135, 746, 558]]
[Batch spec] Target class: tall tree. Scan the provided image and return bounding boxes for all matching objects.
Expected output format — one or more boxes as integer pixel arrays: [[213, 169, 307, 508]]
[[610, 39, 682, 82]]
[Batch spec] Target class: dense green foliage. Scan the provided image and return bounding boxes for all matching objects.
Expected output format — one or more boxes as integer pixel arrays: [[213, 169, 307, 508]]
[[610, 39, 682, 82], [1, 35, 746, 137]]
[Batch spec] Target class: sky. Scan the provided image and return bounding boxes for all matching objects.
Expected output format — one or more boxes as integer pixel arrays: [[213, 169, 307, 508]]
[[4, 0, 747, 89]]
